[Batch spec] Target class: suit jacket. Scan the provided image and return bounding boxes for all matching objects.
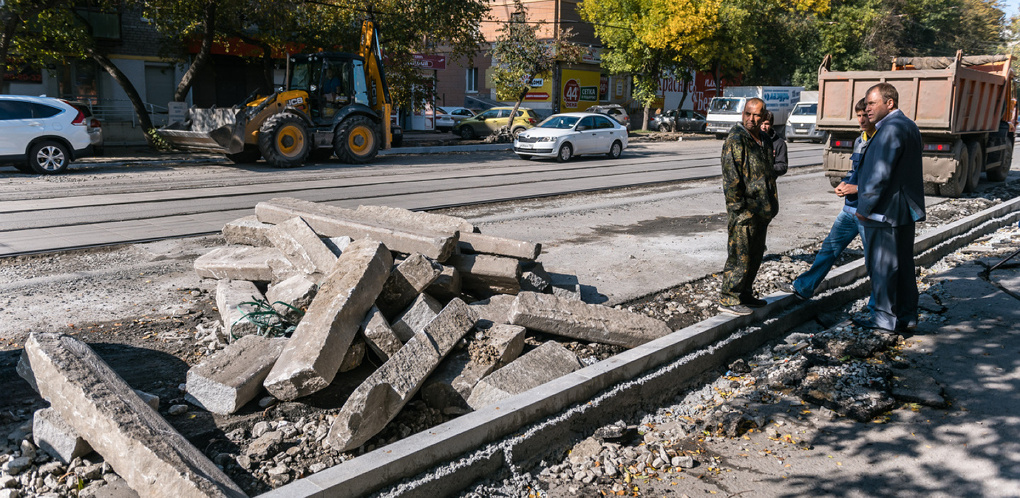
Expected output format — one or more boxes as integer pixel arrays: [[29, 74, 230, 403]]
[[856, 110, 926, 227]]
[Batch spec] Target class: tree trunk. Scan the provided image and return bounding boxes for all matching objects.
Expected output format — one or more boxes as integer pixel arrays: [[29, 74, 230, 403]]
[[89, 49, 157, 147], [643, 105, 650, 131], [503, 88, 528, 140], [173, 1, 216, 102]]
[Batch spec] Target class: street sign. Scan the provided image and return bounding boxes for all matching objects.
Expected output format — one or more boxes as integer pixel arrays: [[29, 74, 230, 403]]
[[412, 54, 447, 70]]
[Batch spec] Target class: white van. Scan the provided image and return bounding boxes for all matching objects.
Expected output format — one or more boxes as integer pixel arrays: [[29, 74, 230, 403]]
[[705, 86, 802, 139], [785, 101, 827, 143]]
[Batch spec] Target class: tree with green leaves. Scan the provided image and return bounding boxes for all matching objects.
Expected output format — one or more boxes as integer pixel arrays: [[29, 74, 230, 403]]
[[489, 0, 581, 138]]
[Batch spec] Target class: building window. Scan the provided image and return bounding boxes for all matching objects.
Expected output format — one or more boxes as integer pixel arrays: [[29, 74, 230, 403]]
[[75, 9, 121, 40], [466, 67, 478, 93]]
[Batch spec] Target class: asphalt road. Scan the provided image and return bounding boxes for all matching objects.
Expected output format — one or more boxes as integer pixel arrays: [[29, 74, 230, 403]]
[[0, 139, 825, 257]]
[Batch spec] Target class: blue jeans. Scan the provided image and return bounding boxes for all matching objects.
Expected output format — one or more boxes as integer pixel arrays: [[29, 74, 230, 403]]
[[793, 210, 866, 298]]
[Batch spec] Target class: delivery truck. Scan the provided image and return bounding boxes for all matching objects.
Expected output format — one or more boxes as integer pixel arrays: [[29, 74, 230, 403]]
[[705, 86, 803, 139], [816, 52, 1017, 197]]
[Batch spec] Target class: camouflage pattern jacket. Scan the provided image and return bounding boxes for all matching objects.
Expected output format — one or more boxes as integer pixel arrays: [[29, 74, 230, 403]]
[[721, 123, 779, 222]]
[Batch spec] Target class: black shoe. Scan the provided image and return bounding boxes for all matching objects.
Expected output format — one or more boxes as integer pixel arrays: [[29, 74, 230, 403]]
[[741, 297, 767, 308], [852, 316, 894, 332], [719, 304, 754, 316], [777, 282, 807, 301]]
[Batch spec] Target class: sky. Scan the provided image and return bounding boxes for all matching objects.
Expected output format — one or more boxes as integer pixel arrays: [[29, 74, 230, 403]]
[[1005, 0, 1020, 20]]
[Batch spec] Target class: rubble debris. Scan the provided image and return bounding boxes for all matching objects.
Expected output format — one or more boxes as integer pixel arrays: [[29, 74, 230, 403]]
[[194, 246, 290, 283], [458, 232, 541, 260], [221, 215, 273, 247], [391, 293, 443, 342], [327, 298, 476, 451], [520, 261, 552, 293], [339, 336, 367, 373], [467, 341, 584, 410], [33, 408, 93, 463], [426, 264, 462, 302], [263, 239, 392, 401], [215, 279, 264, 339], [447, 253, 522, 296], [421, 323, 527, 412], [353, 204, 474, 236], [185, 335, 287, 415], [375, 253, 443, 319], [360, 306, 403, 361], [264, 274, 317, 324], [255, 197, 458, 261], [508, 292, 673, 348], [18, 333, 246, 498], [265, 216, 338, 277], [469, 294, 516, 329]]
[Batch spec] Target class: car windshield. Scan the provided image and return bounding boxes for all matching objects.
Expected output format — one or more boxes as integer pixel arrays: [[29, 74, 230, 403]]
[[538, 115, 580, 129], [792, 103, 818, 116], [709, 98, 742, 114]]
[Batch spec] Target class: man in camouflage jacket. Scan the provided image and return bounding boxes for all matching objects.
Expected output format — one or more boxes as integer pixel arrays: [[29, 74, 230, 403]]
[[718, 97, 780, 314]]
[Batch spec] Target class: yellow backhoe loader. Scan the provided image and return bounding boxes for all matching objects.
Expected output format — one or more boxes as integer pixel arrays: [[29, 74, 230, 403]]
[[157, 20, 402, 166]]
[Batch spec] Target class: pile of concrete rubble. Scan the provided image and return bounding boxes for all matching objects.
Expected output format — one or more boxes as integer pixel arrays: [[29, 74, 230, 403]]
[[9, 198, 674, 497]]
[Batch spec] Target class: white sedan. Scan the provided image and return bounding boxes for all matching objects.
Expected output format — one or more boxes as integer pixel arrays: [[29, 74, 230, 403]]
[[513, 112, 627, 162], [435, 107, 475, 133]]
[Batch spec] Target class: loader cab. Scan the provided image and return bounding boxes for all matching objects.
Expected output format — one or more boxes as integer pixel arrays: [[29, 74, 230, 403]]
[[288, 53, 370, 123]]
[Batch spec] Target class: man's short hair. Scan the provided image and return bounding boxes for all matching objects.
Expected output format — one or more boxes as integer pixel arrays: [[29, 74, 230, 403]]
[[746, 97, 766, 110], [854, 98, 867, 113], [762, 110, 775, 123], [868, 83, 898, 108]]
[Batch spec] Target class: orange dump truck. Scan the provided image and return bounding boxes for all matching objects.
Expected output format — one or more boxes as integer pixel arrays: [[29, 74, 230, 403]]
[[817, 52, 1017, 197]]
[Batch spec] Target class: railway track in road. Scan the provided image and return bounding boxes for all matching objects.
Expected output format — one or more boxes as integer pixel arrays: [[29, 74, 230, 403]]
[[0, 144, 823, 258]]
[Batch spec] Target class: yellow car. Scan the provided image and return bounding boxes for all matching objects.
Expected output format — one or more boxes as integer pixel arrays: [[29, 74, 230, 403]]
[[453, 107, 539, 139]]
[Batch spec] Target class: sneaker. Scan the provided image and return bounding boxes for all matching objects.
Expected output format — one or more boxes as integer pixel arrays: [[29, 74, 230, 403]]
[[741, 296, 767, 308], [777, 282, 807, 300], [719, 303, 753, 316]]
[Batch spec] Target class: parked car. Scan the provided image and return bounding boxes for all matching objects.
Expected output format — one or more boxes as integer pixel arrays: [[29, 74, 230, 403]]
[[453, 106, 539, 139], [587, 104, 631, 131], [0, 95, 96, 174], [650, 109, 707, 132], [513, 112, 627, 162], [69, 102, 104, 154], [435, 106, 475, 133]]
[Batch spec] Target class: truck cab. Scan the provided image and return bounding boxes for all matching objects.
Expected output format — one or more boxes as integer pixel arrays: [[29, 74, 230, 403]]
[[705, 97, 745, 139]]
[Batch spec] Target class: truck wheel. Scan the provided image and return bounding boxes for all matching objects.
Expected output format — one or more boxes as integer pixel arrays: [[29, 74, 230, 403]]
[[964, 141, 983, 193], [986, 144, 1012, 182], [334, 115, 380, 164], [939, 140, 968, 197], [28, 141, 71, 174], [226, 146, 261, 164], [828, 176, 842, 188], [258, 114, 310, 168]]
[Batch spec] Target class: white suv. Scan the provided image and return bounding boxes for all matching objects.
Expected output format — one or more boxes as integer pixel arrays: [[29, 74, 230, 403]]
[[0, 95, 97, 174]]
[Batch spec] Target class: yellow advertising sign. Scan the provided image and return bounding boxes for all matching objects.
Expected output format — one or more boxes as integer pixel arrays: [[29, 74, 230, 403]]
[[561, 69, 601, 111], [524, 75, 553, 103]]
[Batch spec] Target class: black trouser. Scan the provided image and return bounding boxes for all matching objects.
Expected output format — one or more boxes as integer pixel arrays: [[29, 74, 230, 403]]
[[863, 222, 918, 330]]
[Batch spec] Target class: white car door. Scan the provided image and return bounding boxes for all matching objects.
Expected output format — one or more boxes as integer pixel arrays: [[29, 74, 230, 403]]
[[0, 101, 45, 156], [591, 115, 620, 153], [573, 116, 597, 154]]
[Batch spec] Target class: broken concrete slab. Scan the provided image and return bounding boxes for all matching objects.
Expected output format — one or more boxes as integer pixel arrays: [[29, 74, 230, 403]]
[[21, 333, 247, 498], [458, 232, 541, 260], [339, 336, 366, 373], [508, 292, 672, 348], [360, 306, 403, 362], [33, 408, 93, 463], [354, 204, 474, 236], [469, 294, 516, 329], [327, 298, 476, 452], [323, 236, 353, 256], [421, 324, 526, 412], [216, 279, 264, 339], [185, 335, 287, 415], [222, 216, 274, 247], [520, 261, 552, 293], [391, 293, 444, 343], [195, 246, 290, 282], [255, 197, 457, 262], [263, 239, 392, 401], [376, 253, 443, 319], [426, 265, 462, 302], [266, 216, 338, 276], [891, 369, 948, 408], [265, 274, 317, 324], [466, 341, 584, 410], [446, 253, 521, 296]]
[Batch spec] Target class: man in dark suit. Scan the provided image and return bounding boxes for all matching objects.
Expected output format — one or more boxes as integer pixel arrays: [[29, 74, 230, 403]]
[[855, 82, 926, 332]]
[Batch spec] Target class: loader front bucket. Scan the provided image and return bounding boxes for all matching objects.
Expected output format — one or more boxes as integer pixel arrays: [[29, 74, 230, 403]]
[[156, 108, 247, 154]]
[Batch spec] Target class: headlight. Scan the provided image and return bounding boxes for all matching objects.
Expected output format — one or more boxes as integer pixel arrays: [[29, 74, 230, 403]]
[[537, 136, 556, 142]]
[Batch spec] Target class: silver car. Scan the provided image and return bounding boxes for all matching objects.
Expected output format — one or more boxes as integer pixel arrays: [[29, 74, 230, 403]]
[[513, 112, 627, 162], [435, 106, 475, 133]]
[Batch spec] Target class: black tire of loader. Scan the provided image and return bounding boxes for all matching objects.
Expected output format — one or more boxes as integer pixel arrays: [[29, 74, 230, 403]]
[[258, 113, 311, 168], [334, 115, 380, 164]]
